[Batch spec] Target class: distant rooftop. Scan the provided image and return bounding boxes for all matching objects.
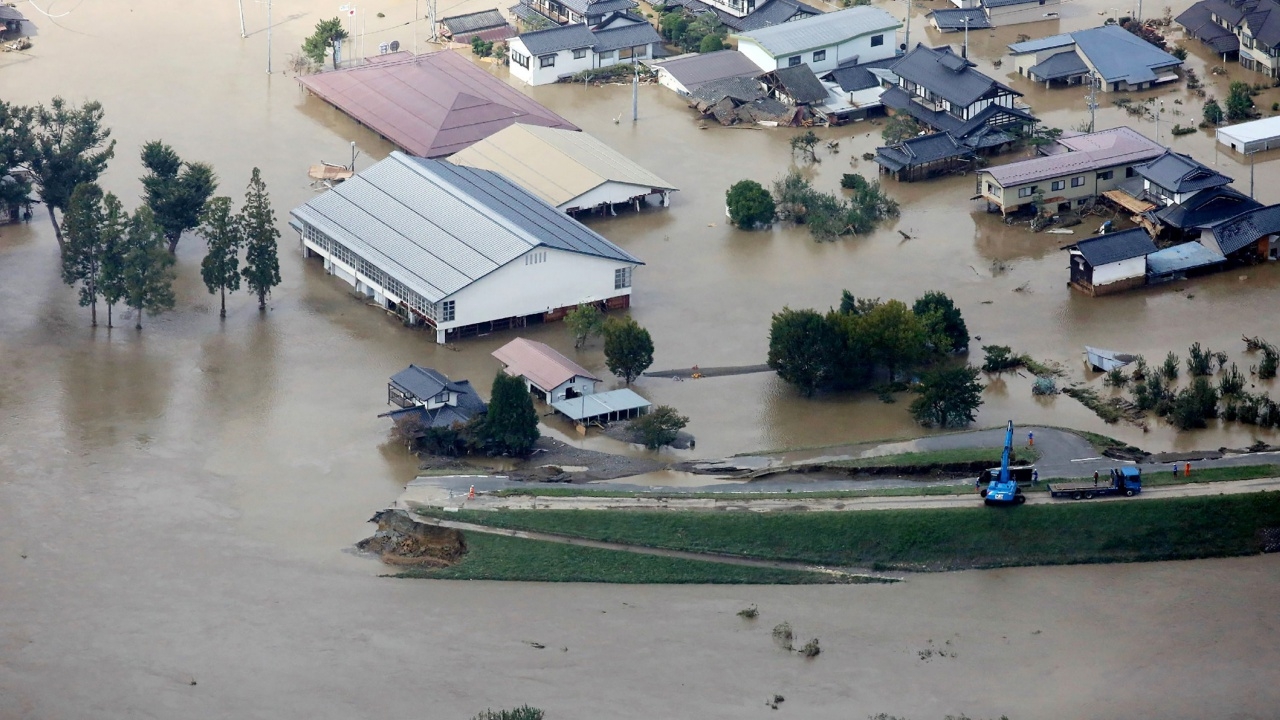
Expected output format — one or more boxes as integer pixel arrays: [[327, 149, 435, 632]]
[[890, 44, 1018, 108], [650, 50, 763, 93], [732, 6, 901, 57], [1010, 25, 1182, 85]]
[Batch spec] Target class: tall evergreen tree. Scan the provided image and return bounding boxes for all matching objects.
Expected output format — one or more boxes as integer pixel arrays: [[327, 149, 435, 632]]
[[98, 193, 129, 329], [476, 372, 540, 456], [140, 140, 218, 254], [302, 17, 350, 70], [0, 101, 32, 220], [199, 196, 243, 319], [240, 168, 281, 312], [16, 97, 116, 249], [121, 207, 176, 330], [60, 183, 107, 326]]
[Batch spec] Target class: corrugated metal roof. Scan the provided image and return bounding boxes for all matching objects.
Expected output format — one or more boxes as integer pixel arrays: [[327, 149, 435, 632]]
[[651, 50, 763, 92], [929, 8, 992, 30], [448, 124, 676, 209], [1072, 228, 1157, 266], [1218, 115, 1280, 144], [290, 153, 641, 304], [984, 127, 1164, 186], [552, 388, 651, 420], [1146, 241, 1226, 276], [296, 51, 578, 158], [1072, 25, 1182, 84], [733, 6, 900, 57], [1028, 50, 1088, 80], [493, 338, 600, 391], [1007, 32, 1074, 54]]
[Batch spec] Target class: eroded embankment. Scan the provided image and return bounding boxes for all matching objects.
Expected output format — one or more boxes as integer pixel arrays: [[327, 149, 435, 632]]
[[356, 509, 467, 567]]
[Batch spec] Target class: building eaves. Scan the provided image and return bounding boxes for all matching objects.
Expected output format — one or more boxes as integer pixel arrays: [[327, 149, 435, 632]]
[[767, 64, 829, 104], [1007, 32, 1075, 54], [390, 365, 452, 400], [591, 22, 662, 53], [493, 337, 600, 391], [1136, 150, 1233, 193], [929, 8, 992, 30], [1027, 50, 1088, 80], [985, 128, 1163, 186], [517, 24, 596, 55], [1176, 1, 1241, 53], [1070, 24, 1182, 84], [1073, 228, 1158, 266], [1153, 186, 1261, 229], [889, 44, 1017, 108], [732, 6, 900, 57]]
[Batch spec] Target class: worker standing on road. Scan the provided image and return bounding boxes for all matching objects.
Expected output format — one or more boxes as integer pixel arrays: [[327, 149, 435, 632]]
[[1093, 470, 1100, 486], [1028, 431, 1034, 447], [1032, 469, 1039, 485]]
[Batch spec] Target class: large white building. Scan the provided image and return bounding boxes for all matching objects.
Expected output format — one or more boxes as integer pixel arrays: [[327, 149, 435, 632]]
[[290, 152, 643, 344], [731, 6, 901, 74], [508, 14, 663, 86]]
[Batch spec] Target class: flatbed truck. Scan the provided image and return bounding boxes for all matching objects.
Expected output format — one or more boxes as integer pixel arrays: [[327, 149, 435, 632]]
[[1048, 467, 1142, 500]]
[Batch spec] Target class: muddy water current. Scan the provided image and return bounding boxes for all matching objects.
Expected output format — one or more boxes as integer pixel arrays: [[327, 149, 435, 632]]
[[2, 0, 1280, 717]]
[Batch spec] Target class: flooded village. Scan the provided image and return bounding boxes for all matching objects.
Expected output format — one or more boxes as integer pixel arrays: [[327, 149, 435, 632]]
[[3, 0, 1280, 718]]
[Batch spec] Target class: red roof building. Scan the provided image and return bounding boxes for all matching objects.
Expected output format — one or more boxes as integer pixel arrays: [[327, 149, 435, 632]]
[[297, 50, 579, 158]]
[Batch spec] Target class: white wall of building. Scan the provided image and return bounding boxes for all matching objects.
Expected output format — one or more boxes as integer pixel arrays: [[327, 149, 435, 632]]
[[548, 377, 599, 403], [509, 38, 594, 85], [1091, 256, 1146, 286], [736, 30, 898, 74], [986, 0, 1062, 25], [559, 181, 668, 212], [441, 247, 635, 333], [655, 68, 693, 96]]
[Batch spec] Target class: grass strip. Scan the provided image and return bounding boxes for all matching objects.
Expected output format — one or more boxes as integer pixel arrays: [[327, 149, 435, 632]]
[[396, 532, 850, 584], [1136, 463, 1280, 486], [420, 492, 1280, 571], [827, 446, 1039, 468]]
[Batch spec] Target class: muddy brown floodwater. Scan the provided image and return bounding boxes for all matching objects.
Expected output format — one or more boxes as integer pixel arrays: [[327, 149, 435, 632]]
[[2, 0, 1280, 717]]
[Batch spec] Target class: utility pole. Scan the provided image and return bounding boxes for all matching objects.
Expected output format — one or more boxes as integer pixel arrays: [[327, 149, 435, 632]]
[[632, 66, 639, 122], [903, 0, 910, 53], [414, 0, 419, 53], [266, 0, 272, 73], [1250, 150, 1256, 198], [963, 16, 969, 59], [1086, 73, 1098, 133], [238, 0, 246, 38], [1137, 0, 1143, 21]]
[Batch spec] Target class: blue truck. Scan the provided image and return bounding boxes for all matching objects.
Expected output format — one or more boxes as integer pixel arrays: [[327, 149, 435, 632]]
[[978, 421, 1029, 506], [1048, 467, 1142, 500]]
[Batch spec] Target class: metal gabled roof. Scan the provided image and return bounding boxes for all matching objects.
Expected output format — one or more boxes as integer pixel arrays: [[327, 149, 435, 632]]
[[516, 24, 596, 55], [733, 6, 900, 57], [290, 153, 641, 304], [448, 124, 676, 208], [1072, 228, 1157, 266]]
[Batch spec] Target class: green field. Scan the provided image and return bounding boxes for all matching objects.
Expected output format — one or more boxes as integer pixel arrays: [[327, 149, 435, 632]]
[[397, 532, 858, 584], [826, 446, 1039, 469], [1133, 464, 1280, 487], [420, 492, 1280, 571]]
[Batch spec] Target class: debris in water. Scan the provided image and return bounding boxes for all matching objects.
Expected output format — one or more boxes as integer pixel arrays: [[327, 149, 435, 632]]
[[524, 641, 546, 649]]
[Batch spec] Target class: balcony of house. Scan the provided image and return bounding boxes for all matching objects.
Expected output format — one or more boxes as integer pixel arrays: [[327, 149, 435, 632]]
[[526, 0, 574, 24]]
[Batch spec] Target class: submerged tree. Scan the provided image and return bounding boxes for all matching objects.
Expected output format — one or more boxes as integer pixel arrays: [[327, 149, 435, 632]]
[[121, 206, 176, 330], [302, 17, 351, 70], [909, 365, 984, 428], [199, 195, 243, 319], [60, 183, 107, 325], [631, 405, 690, 449], [1202, 98, 1224, 126], [913, 290, 970, 354], [564, 303, 604, 348], [767, 308, 834, 397], [475, 372, 540, 456], [603, 316, 654, 385], [98, 192, 129, 329], [240, 168, 281, 311], [140, 140, 218, 254], [0, 101, 32, 219], [725, 179, 775, 229], [17, 97, 116, 249]]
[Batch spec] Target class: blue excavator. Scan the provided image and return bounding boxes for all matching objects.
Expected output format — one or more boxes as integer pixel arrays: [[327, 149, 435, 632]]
[[979, 421, 1028, 506]]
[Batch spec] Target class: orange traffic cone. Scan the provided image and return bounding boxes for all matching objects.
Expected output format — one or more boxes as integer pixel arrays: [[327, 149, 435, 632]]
[[468, 485, 476, 499]]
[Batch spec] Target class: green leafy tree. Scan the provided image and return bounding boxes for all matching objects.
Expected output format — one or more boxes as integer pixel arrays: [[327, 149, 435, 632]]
[[631, 405, 689, 449], [858, 299, 927, 381], [470, 36, 494, 57], [909, 365, 984, 428], [659, 11, 689, 44], [97, 192, 129, 328], [1171, 376, 1219, 430], [725, 179, 775, 229], [240, 168, 281, 311], [302, 17, 351, 70], [121, 206, 176, 330], [17, 97, 116, 249], [476, 372, 540, 456], [699, 33, 725, 53], [913, 291, 969, 353], [199, 195, 243, 319], [789, 130, 819, 162], [140, 140, 218, 253], [1227, 81, 1254, 122], [881, 114, 923, 144], [767, 308, 835, 396], [603, 316, 654, 385], [60, 183, 107, 325], [1203, 98, 1224, 125], [0, 101, 32, 219], [565, 303, 604, 348]]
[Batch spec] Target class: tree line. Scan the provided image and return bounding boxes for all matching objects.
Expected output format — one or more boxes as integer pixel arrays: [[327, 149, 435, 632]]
[[1, 97, 281, 328], [767, 291, 983, 427]]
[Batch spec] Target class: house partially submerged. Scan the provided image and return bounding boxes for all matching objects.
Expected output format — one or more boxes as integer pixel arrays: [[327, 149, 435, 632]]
[[511, 0, 638, 27], [948, 0, 1063, 26], [1068, 229, 1158, 295], [874, 132, 975, 182], [1176, 0, 1280, 74], [732, 6, 901, 74], [1008, 25, 1183, 91], [976, 127, 1165, 214], [881, 44, 1037, 153], [760, 65, 828, 106], [439, 9, 516, 44], [552, 389, 651, 426], [381, 365, 487, 428], [688, 76, 797, 125], [296, 51, 578, 158], [929, 8, 993, 32], [492, 337, 599, 402], [289, 152, 643, 344], [1106, 150, 1261, 240], [661, 0, 821, 33], [0, 5, 32, 37], [1217, 115, 1280, 154], [507, 14, 663, 85], [820, 57, 897, 121], [649, 50, 763, 96], [447, 124, 677, 214], [1203, 204, 1280, 261]]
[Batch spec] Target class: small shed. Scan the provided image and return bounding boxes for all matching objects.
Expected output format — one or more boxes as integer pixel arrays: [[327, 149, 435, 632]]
[[439, 9, 516, 44], [1068, 228, 1157, 296], [1145, 241, 1226, 283], [492, 337, 600, 403], [1216, 116, 1280, 155], [551, 388, 650, 426], [380, 365, 487, 428], [874, 132, 975, 182]]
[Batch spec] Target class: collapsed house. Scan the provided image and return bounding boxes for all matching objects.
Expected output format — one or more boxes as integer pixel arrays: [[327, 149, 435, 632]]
[[688, 76, 799, 125]]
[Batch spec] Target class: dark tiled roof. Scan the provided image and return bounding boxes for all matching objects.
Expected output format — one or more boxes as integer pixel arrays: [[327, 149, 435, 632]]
[[651, 50, 763, 92], [517, 24, 596, 55], [1152, 186, 1262, 230], [880, 86, 1035, 142], [1208, 203, 1280, 254], [1071, 25, 1182, 85], [585, 0, 640, 16], [767, 64, 828, 104], [295, 51, 578, 158], [1028, 50, 1089, 80], [1177, 1, 1241, 53], [441, 9, 509, 34], [824, 56, 895, 91], [929, 8, 992, 30], [1136, 150, 1233, 193], [391, 365, 465, 401], [1073, 228, 1158, 266], [874, 132, 973, 171], [982, 0, 1039, 6], [890, 44, 1018, 108], [691, 75, 766, 104], [591, 22, 662, 52], [663, 0, 820, 32]]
